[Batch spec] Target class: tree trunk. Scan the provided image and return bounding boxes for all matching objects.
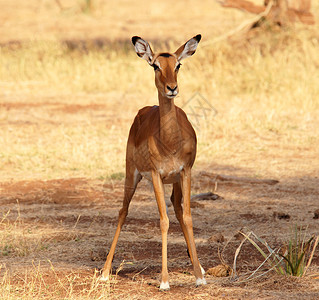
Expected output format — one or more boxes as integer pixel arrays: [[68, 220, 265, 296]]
[[220, 0, 315, 26]]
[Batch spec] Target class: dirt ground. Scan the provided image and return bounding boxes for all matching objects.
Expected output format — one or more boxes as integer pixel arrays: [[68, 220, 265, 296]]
[[1, 144, 319, 298]]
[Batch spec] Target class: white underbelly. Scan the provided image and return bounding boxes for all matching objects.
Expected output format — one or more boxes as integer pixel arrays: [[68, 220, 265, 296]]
[[140, 164, 183, 184]]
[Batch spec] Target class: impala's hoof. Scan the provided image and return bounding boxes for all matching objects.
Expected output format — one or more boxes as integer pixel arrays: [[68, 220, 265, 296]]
[[196, 277, 207, 286], [159, 281, 170, 291], [99, 273, 109, 282]]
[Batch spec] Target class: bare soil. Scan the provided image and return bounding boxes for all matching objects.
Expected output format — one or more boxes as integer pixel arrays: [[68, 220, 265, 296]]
[[1, 164, 319, 298]]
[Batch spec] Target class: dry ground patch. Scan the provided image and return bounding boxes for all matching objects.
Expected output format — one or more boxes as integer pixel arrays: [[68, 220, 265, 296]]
[[1, 175, 318, 299], [1, 0, 319, 298]]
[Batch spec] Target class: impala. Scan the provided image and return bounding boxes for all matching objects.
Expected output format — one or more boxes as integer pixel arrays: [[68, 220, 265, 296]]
[[100, 34, 206, 290]]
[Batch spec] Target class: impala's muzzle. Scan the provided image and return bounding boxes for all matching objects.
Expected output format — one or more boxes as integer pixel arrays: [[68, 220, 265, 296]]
[[165, 84, 178, 98]]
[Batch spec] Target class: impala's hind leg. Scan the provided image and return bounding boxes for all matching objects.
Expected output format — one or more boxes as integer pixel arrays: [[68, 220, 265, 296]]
[[180, 168, 206, 285], [101, 165, 141, 280], [171, 180, 206, 281]]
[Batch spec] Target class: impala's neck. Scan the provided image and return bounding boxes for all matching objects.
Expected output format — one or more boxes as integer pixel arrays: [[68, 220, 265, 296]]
[[158, 92, 182, 153]]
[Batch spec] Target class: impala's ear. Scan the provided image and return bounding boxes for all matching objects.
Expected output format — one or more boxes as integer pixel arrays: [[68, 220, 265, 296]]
[[174, 34, 201, 62], [132, 36, 154, 64]]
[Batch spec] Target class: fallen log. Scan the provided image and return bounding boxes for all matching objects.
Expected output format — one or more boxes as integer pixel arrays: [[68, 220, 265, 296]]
[[200, 171, 279, 185]]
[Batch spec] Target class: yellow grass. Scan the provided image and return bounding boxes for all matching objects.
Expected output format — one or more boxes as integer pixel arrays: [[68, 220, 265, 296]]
[[1, 26, 319, 180]]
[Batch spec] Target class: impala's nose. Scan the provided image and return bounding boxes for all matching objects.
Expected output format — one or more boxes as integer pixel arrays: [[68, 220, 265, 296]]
[[166, 85, 177, 92]]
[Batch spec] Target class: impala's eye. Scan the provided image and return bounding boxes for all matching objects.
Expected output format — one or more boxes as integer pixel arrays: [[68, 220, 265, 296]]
[[152, 64, 159, 71], [176, 63, 181, 71]]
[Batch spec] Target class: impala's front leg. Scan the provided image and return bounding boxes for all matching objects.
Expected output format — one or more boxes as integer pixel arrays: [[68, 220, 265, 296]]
[[180, 168, 206, 286], [151, 170, 170, 290]]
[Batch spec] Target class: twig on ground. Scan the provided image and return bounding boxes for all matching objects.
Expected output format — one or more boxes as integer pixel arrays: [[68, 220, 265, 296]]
[[303, 235, 319, 277]]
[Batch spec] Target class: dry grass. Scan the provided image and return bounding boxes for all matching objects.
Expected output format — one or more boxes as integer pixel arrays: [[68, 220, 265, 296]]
[[1, 263, 113, 299], [1, 0, 319, 298], [1, 27, 319, 181]]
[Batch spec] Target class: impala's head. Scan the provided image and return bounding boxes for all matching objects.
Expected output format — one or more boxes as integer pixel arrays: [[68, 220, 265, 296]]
[[132, 35, 201, 99]]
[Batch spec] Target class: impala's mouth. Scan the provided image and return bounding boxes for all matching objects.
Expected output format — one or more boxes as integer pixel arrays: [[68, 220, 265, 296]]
[[166, 91, 178, 99]]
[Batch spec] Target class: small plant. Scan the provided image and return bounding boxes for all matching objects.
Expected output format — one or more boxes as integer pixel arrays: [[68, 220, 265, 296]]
[[233, 227, 319, 282], [280, 225, 318, 277]]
